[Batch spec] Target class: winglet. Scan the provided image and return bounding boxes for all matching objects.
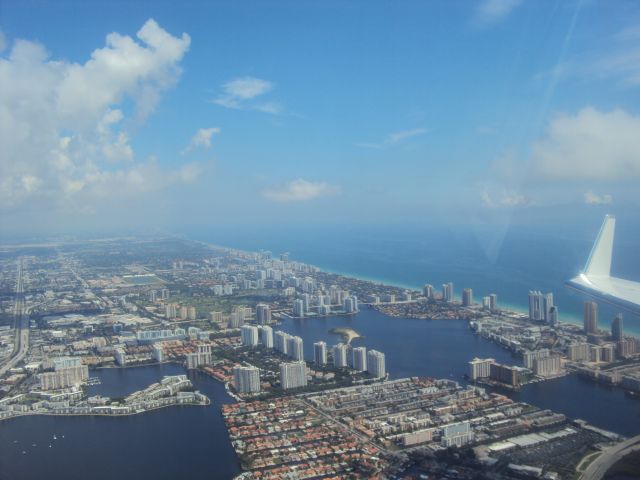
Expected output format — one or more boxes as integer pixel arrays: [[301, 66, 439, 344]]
[[584, 215, 615, 277]]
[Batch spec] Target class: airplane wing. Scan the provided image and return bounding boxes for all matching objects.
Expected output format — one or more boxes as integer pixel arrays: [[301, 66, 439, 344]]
[[566, 215, 640, 315]]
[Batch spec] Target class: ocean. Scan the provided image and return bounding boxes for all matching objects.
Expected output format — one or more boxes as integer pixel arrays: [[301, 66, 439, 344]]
[[187, 219, 640, 335]]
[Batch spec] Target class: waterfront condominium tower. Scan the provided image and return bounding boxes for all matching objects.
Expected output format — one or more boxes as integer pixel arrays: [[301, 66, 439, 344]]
[[332, 343, 348, 368], [442, 282, 454, 302], [584, 301, 598, 334], [462, 288, 473, 307], [287, 336, 304, 361], [367, 350, 386, 378], [256, 304, 272, 324], [233, 366, 260, 393], [240, 325, 259, 347], [313, 341, 327, 366], [489, 293, 498, 312], [543, 293, 554, 323], [280, 362, 307, 390], [258, 325, 274, 349], [611, 314, 623, 341], [352, 347, 367, 371], [529, 291, 548, 321]]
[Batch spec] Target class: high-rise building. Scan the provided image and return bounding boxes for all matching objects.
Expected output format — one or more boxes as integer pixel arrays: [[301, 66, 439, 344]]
[[423, 284, 434, 299], [38, 364, 89, 390], [482, 296, 491, 310], [462, 288, 473, 307], [259, 325, 274, 349], [543, 293, 554, 323], [115, 348, 127, 366], [584, 301, 598, 334], [280, 362, 307, 390], [522, 349, 550, 369], [256, 304, 272, 324], [468, 357, 495, 380], [301, 293, 311, 312], [241, 325, 259, 347], [209, 311, 223, 323], [293, 299, 305, 318], [548, 306, 559, 326], [313, 341, 327, 366], [489, 363, 521, 387], [352, 347, 367, 371], [287, 336, 304, 361], [187, 306, 197, 320], [367, 350, 386, 378], [441, 422, 474, 447], [228, 310, 245, 328], [332, 343, 348, 368], [489, 293, 498, 312], [442, 282, 454, 302], [179, 305, 189, 320], [165, 303, 177, 319], [153, 345, 164, 362], [274, 330, 291, 355], [612, 314, 623, 341], [532, 355, 561, 376], [343, 295, 359, 313], [233, 366, 260, 393], [528, 291, 543, 321], [567, 343, 590, 361]]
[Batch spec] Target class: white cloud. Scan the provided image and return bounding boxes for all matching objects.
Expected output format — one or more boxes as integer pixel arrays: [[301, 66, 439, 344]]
[[386, 128, 430, 144], [584, 191, 613, 205], [355, 127, 429, 148], [533, 107, 640, 180], [263, 179, 340, 203], [480, 188, 528, 208], [0, 31, 6, 53], [473, 0, 522, 28], [213, 76, 282, 114], [0, 19, 194, 213], [184, 127, 220, 152]]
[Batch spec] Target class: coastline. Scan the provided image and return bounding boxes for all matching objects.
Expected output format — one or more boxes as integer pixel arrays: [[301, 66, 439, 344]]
[[0, 398, 210, 423], [191, 236, 609, 333]]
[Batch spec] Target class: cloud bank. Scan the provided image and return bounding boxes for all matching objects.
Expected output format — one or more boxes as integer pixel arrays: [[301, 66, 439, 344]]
[[533, 107, 640, 180], [0, 19, 195, 215]]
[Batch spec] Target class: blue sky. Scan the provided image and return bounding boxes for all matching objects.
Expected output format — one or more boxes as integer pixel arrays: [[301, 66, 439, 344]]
[[1, 0, 640, 235]]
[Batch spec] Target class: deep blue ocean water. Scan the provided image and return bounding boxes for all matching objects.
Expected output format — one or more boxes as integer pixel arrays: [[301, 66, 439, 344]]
[[188, 220, 640, 335]]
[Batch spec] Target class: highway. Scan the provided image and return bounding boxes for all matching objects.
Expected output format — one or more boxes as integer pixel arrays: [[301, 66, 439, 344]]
[[581, 434, 640, 480], [0, 258, 30, 377]]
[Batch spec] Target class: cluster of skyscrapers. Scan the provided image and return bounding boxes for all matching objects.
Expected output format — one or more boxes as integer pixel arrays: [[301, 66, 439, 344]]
[[292, 292, 359, 317]]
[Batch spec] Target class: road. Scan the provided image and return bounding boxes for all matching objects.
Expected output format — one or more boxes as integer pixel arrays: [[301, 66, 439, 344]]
[[0, 258, 29, 377], [581, 434, 640, 480]]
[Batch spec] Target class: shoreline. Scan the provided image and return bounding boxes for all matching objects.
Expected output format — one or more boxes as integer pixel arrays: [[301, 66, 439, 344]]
[[0, 398, 210, 423], [190, 238, 598, 332]]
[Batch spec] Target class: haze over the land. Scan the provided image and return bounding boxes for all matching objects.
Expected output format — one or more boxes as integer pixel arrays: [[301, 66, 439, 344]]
[[1, 0, 640, 237]]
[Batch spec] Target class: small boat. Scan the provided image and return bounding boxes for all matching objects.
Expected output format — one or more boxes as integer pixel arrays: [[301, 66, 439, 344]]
[[53, 435, 57, 440], [31, 443, 36, 447], [48, 444, 52, 448], [13, 440, 17, 443], [22, 451, 26, 454]]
